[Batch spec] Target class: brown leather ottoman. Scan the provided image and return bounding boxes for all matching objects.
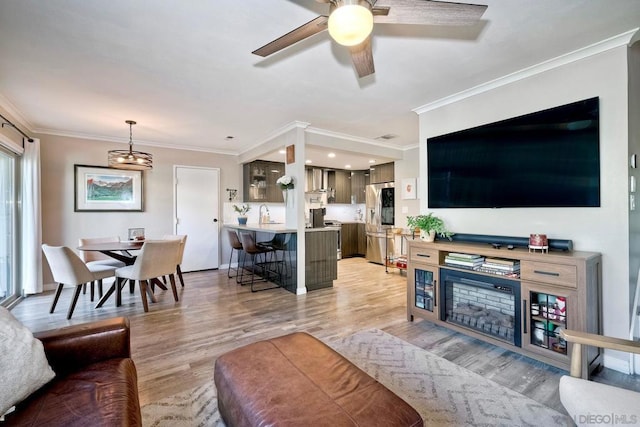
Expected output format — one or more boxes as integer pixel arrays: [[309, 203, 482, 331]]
[[214, 332, 422, 427]]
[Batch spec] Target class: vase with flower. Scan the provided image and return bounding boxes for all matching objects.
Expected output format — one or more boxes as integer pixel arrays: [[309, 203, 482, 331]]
[[276, 175, 294, 207]]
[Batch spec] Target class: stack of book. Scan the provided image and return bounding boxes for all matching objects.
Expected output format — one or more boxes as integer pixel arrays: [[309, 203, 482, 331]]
[[478, 257, 520, 277], [444, 253, 485, 270]]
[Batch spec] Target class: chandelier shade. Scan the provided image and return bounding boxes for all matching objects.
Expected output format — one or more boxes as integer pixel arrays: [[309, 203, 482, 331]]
[[328, 0, 374, 47], [108, 120, 153, 170]]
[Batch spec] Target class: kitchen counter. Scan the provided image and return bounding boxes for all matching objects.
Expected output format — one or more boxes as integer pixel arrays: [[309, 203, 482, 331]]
[[225, 223, 340, 233], [224, 223, 338, 293]]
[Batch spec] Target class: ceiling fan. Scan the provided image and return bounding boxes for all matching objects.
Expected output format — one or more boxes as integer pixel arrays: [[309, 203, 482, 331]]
[[252, 0, 487, 78]]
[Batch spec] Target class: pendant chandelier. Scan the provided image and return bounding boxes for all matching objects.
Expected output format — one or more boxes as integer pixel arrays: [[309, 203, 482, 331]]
[[108, 120, 153, 170]]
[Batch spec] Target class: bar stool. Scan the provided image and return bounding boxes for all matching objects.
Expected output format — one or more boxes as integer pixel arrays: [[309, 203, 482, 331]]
[[238, 231, 279, 292], [258, 233, 291, 279], [227, 229, 244, 281]]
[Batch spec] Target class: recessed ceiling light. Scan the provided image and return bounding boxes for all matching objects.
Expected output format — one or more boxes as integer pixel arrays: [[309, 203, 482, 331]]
[[328, 152, 336, 158], [278, 149, 286, 154], [345, 164, 351, 169], [305, 159, 312, 164], [369, 159, 376, 164]]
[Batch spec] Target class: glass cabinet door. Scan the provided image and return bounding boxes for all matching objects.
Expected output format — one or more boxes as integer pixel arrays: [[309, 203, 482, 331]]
[[521, 282, 574, 359], [412, 267, 438, 320]]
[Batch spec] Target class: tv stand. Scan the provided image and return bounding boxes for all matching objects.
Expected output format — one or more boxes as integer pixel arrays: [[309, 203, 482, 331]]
[[406, 239, 602, 377]]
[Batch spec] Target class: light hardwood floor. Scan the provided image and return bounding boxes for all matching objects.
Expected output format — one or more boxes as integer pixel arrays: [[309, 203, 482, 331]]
[[10, 257, 640, 414]]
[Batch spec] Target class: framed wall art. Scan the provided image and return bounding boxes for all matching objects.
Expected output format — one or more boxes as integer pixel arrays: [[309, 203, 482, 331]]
[[74, 165, 143, 212], [401, 178, 417, 200]]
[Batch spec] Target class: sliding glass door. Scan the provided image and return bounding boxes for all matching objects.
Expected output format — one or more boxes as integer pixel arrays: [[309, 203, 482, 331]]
[[0, 148, 17, 305]]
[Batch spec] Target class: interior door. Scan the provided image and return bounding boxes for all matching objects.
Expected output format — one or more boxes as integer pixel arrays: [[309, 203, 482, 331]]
[[175, 166, 220, 271]]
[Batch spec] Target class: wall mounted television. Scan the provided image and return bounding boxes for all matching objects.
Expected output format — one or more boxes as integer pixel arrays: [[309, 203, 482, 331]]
[[427, 97, 600, 209]]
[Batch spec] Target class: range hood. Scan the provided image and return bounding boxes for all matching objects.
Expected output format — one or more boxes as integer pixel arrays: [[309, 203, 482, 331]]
[[306, 168, 328, 192]]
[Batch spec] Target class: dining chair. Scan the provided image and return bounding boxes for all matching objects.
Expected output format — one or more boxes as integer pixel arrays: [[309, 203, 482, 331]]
[[78, 237, 127, 268], [42, 244, 117, 319], [112, 240, 181, 312], [78, 236, 127, 299], [162, 234, 188, 287]]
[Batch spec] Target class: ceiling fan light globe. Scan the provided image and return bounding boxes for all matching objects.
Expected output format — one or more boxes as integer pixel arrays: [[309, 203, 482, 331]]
[[328, 4, 373, 47]]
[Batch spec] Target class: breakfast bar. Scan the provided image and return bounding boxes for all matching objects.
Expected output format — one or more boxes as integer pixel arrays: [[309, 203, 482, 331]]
[[224, 223, 339, 293]]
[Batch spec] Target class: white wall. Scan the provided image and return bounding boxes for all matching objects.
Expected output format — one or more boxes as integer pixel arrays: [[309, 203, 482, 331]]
[[394, 147, 421, 229], [40, 134, 241, 284], [417, 46, 631, 369]]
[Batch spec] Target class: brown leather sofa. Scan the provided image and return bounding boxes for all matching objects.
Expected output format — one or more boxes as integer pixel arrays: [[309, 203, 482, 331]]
[[4, 317, 142, 426]]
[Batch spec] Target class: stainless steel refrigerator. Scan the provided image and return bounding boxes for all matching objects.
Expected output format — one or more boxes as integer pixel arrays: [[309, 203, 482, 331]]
[[365, 182, 394, 264]]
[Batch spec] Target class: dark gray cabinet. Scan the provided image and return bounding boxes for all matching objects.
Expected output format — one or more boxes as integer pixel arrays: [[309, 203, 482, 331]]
[[370, 162, 394, 184], [243, 160, 285, 202], [350, 170, 368, 204], [341, 222, 367, 258], [328, 170, 351, 204]]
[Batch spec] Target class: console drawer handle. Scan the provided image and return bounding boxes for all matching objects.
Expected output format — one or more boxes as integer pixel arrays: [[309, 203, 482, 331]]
[[533, 270, 560, 277], [417, 254, 431, 258]]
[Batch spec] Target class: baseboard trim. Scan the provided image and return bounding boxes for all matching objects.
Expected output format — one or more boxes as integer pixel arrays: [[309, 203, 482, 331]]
[[604, 353, 632, 374]]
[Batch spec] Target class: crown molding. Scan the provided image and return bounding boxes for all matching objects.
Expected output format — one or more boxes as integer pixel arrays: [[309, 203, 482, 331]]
[[0, 93, 35, 132], [239, 121, 310, 158], [37, 127, 238, 156], [413, 29, 639, 115]]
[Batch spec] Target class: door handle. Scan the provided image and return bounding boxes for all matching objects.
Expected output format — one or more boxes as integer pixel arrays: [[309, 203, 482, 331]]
[[213, 218, 218, 223]]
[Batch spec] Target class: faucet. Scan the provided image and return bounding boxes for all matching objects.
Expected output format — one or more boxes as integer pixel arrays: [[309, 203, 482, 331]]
[[258, 204, 270, 225]]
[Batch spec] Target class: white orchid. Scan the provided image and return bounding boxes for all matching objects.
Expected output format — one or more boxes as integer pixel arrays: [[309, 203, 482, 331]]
[[276, 175, 294, 190]]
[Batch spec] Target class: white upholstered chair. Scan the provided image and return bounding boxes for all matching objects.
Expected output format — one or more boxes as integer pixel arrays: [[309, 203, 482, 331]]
[[162, 234, 187, 287], [42, 244, 117, 319], [559, 329, 640, 426], [78, 236, 127, 299], [114, 240, 181, 312], [78, 236, 127, 268]]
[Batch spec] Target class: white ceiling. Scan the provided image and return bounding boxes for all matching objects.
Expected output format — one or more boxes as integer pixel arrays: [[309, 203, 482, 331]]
[[0, 0, 639, 169]]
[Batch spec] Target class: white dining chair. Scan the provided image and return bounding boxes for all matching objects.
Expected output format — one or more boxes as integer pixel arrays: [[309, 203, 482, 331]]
[[78, 236, 126, 299], [162, 234, 188, 287], [42, 244, 117, 319], [113, 240, 181, 312]]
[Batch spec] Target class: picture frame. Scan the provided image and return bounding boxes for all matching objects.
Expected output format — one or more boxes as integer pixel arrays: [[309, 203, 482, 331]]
[[128, 227, 145, 241], [74, 164, 144, 212], [401, 178, 417, 200]]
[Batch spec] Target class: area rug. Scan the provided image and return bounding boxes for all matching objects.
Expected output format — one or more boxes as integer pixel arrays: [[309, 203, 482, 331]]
[[141, 329, 570, 426]]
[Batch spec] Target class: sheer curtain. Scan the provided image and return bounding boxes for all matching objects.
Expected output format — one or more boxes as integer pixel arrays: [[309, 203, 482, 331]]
[[21, 138, 42, 294]]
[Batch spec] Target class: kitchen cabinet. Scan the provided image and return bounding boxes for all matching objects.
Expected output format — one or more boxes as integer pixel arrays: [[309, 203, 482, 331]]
[[350, 170, 367, 203], [341, 223, 358, 258], [341, 222, 366, 258], [243, 160, 285, 203], [327, 170, 351, 204], [357, 223, 366, 255], [369, 162, 394, 184]]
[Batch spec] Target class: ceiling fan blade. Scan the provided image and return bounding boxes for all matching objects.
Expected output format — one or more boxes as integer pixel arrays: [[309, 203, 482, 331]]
[[349, 36, 375, 78], [372, 6, 391, 16], [374, 0, 487, 26], [252, 16, 329, 57]]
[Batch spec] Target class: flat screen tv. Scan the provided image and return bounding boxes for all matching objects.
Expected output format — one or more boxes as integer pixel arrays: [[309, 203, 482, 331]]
[[427, 97, 600, 208]]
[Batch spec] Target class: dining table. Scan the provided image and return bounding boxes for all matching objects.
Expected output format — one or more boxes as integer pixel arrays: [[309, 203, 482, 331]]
[[77, 240, 168, 308], [77, 240, 145, 266]]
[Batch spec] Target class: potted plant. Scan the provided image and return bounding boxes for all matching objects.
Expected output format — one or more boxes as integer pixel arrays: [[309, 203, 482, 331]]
[[406, 213, 453, 242], [233, 204, 251, 225]]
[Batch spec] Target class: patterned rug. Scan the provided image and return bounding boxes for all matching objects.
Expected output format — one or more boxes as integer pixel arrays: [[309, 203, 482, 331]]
[[141, 329, 570, 426]]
